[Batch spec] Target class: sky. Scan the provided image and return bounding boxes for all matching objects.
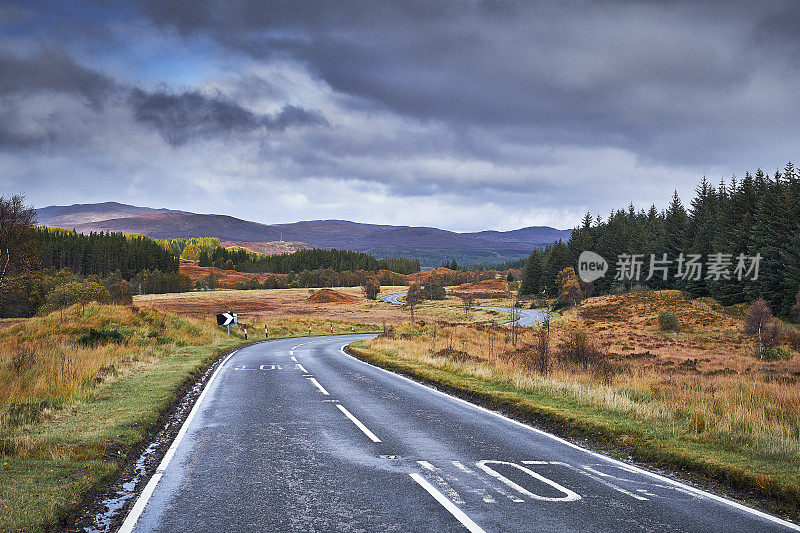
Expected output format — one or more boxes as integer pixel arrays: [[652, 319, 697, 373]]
[[2, 0, 800, 232]]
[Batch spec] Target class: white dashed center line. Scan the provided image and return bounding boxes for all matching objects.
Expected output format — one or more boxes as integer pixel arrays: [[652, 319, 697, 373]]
[[336, 404, 382, 443], [307, 377, 330, 395]]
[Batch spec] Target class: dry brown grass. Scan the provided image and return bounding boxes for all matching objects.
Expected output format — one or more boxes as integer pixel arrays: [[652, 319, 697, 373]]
[[133, 286, 511, 326], [364, 291, 800, 461], [0, 304, 225, 427], [304, 288, 359, 304], [179, 263, 286, 288]]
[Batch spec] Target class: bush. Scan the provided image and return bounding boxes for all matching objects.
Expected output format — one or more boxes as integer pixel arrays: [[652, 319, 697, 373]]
[[557, 327, 602, 369], [785, 328, 800, 351], [235, 277, 262, 290], [761, 318, 783, 351], [77, 327, 126, 347], [550, 297, 567, 311], [763, 346, 793, 361], [658, 310, 680, 332], [425, 284, 446, 300], [744, 298, 773, 336]]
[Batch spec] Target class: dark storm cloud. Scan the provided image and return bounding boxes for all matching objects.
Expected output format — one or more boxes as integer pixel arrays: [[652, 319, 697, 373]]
[[0, 48, 114, 108], [135, 0, 800, 168], [129, 88, 326, 146], [0, 44, 326, 149]]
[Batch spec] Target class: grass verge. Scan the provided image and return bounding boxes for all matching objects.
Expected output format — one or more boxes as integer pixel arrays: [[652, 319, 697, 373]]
[[0, 306, 379, 533], [346, 340, 800, 522]]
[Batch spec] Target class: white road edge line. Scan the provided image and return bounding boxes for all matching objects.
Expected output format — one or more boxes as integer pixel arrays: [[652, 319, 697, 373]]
[[118, 349, 240, 533], [336, 404, 382, 443], [340, 343, 800, 532], [409, 473, 486, 533], [296, 363, 309, 373], [307, 377, 330, 395]]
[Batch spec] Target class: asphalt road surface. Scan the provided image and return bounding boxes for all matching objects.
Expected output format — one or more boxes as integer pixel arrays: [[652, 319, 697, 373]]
[[121, 335, 798, 532], [379, 292, 549, 327]]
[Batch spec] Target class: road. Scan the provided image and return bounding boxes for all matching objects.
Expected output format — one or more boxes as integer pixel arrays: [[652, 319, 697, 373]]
[[121, 335, 798, 532], [379, 292, 549, 327]]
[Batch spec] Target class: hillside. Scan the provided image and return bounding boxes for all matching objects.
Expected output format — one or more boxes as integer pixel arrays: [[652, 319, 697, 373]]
[[35, 201, 189, 228], [36, 202, 572, 266], [221, 241, 312, 255]]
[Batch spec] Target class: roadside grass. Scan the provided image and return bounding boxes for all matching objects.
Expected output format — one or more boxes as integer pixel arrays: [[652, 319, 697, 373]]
[[348, 294, 800, 520], [0, 305, 379, 532]]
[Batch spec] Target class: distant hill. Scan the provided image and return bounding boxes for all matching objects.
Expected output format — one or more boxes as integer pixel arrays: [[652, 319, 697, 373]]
[[36, 202, 189, 228], [36, 202, 572, 267]]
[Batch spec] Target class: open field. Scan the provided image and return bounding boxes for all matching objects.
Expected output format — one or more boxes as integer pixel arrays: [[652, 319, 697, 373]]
[[349, 290, 800, 519], [134, 286, 513, 326]]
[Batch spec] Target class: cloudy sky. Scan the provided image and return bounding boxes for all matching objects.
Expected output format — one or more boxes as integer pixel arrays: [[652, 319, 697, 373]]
[[2, 1, 800, 231]]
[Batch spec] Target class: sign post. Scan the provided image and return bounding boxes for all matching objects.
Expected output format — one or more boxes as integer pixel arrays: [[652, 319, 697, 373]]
[[216, 311, 238, 335]]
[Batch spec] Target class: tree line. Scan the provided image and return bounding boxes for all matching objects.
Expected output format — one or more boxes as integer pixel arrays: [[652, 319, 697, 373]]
[[0, 202, 193, 317], [199, 246, 421, 275], [37, 227, 178, 279], [520, 162, 800, 317]]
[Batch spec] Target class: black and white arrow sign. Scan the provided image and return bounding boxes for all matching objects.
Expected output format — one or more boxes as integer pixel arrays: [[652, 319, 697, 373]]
[[216, 312, 237, 326]]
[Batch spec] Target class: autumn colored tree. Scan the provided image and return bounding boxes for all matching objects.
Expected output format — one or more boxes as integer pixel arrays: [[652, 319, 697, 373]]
[[744, 298, 781, 358], [0, 195, 37, 292], [181, 243, 201, 261], [459, 293, 475, 317], [405, 282, 423, 322], [362, 276, 380, 300]]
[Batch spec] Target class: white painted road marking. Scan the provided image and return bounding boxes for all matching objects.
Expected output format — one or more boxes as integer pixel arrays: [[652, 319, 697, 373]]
[[296, 363, 309, 373], [520, 461, 648, 501], [451, 460, 509, 503], [336, 404, 382, 443], [340, 343, 800, 531], [307, 377, 330, 395], [476, 460, 580, 502], [418, 461, 465, 504], [409, 473, 486, 533], [291, 356, 297, 362], [118, 349, 240, 533]]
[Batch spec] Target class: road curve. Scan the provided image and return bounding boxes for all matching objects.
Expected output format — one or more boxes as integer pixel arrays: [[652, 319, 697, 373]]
[[122, 335, 798, 533], [380, 292, 549, 327]]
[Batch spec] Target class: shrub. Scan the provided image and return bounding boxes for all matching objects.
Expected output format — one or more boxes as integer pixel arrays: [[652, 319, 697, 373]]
[[785, 328, 800, 352], [557, 326, 608, 372], [762, 318, 783, 350], [532, 318, 551, 375], [550, 297, 567, 311], [77, 327, 126, 347], [763, 346, 793, 361], [424, 284, 446, 300], [744, 298, 782, 358], [744, 298, 772, 336], [235, 277, 261, 290], [658, 309, 680, 332]]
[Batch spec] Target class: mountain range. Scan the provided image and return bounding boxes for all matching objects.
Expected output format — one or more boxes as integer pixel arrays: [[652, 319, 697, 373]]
[[36, 202, 572, 267]]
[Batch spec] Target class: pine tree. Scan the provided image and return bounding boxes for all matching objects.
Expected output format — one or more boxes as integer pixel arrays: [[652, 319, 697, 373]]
[[746, 173, 790, 312], [684, 178, 716, 296], [519, 249, 543, 296], [661, 191, 689, 288]]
